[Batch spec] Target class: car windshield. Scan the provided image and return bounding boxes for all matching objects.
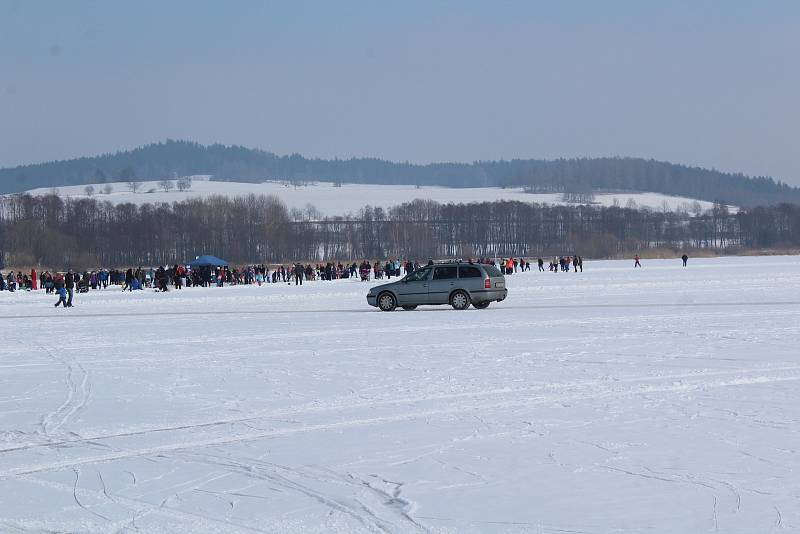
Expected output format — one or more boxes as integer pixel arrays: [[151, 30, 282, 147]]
[[404, 268, 432, 282]]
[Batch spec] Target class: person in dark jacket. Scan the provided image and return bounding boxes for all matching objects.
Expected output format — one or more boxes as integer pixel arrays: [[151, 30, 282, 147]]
[[682, 253, 689, 267], [44, 271, 54, 293], [65, 269, 75, 307], [157, 266, 169, 291], [6, 271, 16, 291], [124, 268, 134, 291], [293, 263, 303, 285]]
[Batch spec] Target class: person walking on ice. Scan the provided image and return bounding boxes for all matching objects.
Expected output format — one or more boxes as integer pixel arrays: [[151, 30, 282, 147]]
[[54, 274, 68, 308], [294, 263, 304, 285], [65, 269, 75, 306], [682, 253, 688, 267], [634, 254, 642, 268]]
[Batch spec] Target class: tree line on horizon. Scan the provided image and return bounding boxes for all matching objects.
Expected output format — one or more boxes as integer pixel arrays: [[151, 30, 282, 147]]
[[1, 140, 798, 207], [1, 193, 798, 270]]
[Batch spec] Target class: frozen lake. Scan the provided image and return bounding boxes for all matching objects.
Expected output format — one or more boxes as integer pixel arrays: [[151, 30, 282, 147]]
[[1, 256, 799, 533]]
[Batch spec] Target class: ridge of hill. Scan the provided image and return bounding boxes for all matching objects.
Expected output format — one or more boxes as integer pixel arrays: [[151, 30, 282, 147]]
[[1, 140, 797, 206]]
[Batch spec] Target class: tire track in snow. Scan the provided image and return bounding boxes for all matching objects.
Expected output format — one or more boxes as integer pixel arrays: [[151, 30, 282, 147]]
[[4, 369, 800, 479], [358, 472, 428, 532], [173, 451, 428, 533], [5, 363, 800, 455], [0, 298, 798, 320], [15, 473, 273, 534], [71, 468, 114, 524]]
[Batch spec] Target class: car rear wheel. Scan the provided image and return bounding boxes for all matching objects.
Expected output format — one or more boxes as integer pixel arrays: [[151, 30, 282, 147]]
[[378, 292, 397, 311], [402, 305, 417, 311], [472, 301, 490, 309], [450, 290, 471, 310]]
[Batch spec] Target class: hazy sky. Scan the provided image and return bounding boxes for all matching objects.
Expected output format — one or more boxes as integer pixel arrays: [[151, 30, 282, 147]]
[[1, 1, 798, 184]]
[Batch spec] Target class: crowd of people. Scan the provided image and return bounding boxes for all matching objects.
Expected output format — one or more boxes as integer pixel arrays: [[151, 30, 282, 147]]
[[0, 254, 600, 309], [0, 253, 698, 311], [541, 256, 584, 272]]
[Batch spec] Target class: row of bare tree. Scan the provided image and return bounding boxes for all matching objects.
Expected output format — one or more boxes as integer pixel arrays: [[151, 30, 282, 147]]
[[1, 193, 798, 269], [80, 176, 193, 197]]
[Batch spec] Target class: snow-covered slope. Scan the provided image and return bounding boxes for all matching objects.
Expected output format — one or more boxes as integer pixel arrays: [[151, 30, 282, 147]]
[[24, 178, 727, 215], [0, 255, 798, 532]]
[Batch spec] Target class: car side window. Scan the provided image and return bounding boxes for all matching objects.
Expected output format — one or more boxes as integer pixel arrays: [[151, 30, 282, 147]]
[[433, 266, 458, 280], [458, 266, 482, 278], [406, 268, 432, 282], [483, 265, 503, 277]]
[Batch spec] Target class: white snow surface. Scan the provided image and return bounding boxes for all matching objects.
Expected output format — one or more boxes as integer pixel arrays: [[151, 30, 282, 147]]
[[1, 255, 798, 533], [24, 179, 725, 215]]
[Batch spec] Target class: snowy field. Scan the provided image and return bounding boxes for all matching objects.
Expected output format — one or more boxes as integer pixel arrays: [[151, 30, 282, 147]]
[[1, 255, 799, 533], [24, 179, 724, 215]]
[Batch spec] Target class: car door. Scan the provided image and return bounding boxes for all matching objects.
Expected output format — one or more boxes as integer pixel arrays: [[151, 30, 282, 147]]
[[428, 265, 458, 304], [457, 264, 485, 297], [394, 267, 432, 305]]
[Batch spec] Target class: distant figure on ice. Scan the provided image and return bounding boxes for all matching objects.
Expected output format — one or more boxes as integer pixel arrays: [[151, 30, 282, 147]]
[[634, 254, 642, 268], [54, 274, 68, 308], [681, 253, 688, 267], [156, 266, 169, 291], [65, 269, 75, 306], [5, 271, 16, 291], [538, 258, 544, 271], [294, 263, 304, 285], [174, 264, 185, 289]]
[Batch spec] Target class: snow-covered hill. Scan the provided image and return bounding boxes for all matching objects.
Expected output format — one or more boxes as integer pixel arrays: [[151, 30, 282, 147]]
[[24, 178, 729, 216]]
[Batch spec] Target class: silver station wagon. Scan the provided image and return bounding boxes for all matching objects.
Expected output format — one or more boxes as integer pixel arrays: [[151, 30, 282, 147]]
[[367, 261, 507, 311]]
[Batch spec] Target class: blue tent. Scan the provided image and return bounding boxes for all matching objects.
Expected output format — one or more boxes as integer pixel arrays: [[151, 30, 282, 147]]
[[187, 255, 228, 268]]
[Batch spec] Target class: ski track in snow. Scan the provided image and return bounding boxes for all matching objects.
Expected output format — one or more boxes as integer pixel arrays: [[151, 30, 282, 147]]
[[0, 255, 799, 533], [35, 341, 92, 440]]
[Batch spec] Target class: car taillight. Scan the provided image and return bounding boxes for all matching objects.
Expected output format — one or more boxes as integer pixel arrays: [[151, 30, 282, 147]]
[[484, 278, 491, 289]]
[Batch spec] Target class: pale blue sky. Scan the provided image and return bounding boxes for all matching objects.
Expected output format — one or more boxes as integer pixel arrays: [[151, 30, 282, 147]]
[[1, 1, 798, 184]]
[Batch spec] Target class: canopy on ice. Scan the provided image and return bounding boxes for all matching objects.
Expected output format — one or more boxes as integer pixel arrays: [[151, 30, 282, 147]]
[[187, 255, 228, 268]]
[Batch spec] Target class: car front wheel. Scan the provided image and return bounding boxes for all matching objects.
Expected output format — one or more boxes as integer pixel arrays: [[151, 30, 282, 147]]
[[378, 292, 397, 311], [450, 290, 471, 310]]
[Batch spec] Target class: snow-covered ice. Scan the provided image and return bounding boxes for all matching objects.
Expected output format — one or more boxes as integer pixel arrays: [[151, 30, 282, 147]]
[[1, 255, 798, 533], [23, 179, 726, 215]]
